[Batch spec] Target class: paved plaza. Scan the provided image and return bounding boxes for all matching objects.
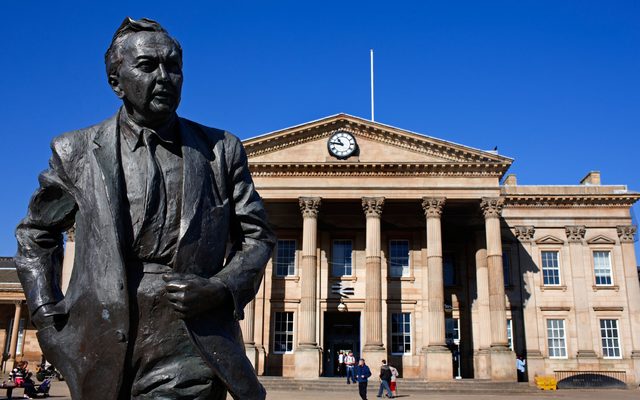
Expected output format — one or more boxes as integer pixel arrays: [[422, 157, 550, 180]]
[[3, 380, 637, 400]]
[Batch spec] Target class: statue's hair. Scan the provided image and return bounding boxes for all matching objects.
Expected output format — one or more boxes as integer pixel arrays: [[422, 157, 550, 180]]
[[105, 17, 182, 77]]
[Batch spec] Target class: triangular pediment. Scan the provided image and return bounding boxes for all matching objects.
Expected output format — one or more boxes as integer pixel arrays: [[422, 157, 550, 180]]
[[535, 235, 565, 245], [243, 114, 512, 176], [587, 235, 616, 245]]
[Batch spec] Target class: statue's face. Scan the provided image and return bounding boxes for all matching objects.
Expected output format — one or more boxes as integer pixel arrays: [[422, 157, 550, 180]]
[[113, 31, 183, 125]]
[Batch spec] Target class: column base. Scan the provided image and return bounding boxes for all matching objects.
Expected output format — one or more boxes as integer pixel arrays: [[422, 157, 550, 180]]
[[421, 346, 453, 381], [362, 347, 387, 373], [489, 346, 516, 381], [245, 344, 259, 371], [473, 349, 491, 380], [294, 347, 321, 379], [257, 345, 266, 376]]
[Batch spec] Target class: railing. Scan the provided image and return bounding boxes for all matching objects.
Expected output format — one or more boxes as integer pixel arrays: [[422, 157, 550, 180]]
[[554, 370, 627, 388]]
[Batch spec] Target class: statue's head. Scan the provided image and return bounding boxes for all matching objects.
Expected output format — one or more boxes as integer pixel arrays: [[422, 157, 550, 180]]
[[105, 17, 183, 127]]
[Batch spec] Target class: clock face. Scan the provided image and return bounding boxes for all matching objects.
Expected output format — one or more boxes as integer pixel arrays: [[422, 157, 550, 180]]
[[328, 131, 357, 158]]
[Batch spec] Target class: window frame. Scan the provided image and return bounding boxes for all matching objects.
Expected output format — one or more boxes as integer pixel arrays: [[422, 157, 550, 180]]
[[274, 239, 298, 277], [331, 239, 354, 277], [546, 318, 568, 359], [540, 250, 562, 286], [600, 319, 622, 359], [390, 312, 412, 355], [506, 318, 514, 351], [272, 311, 295, 354], [388, 239, 411, 278], [592, 250, 614, 287]]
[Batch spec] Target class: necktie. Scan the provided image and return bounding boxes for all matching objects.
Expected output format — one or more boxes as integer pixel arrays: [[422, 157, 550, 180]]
[[134, 130, 167, 258]]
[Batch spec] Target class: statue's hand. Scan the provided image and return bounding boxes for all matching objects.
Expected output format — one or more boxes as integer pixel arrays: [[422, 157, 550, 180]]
[[162, 273, 229, 319]]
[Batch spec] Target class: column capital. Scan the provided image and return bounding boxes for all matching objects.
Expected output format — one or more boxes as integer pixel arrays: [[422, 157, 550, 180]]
[[514, 226, 535, 242], [13, 300, 22, 307], [422, 197, 446, 218], [362, 197, 385, 217], [565, 225, 586, 243], [66, 225, 76, 242], [617, 225, 637, 243], [480, 197, 504, 219], [299, 197, 321, 218]]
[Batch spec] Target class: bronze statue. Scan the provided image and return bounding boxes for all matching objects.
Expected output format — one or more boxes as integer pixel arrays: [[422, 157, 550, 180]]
[[15, 17, 275, 399]]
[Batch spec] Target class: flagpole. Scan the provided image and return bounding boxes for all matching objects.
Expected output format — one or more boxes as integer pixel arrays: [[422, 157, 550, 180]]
[[370, 48, 375, 122]]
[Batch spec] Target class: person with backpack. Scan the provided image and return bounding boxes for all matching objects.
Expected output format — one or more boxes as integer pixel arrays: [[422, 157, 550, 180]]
[[354, 358, 372, 400], [377, 360, 394, 398]]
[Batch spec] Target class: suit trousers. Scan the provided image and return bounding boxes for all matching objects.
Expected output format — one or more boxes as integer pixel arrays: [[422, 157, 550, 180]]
[[122, 264, 226, 400]]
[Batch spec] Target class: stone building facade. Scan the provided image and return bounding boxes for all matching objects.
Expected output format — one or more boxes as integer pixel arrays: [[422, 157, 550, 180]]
[[5, 113, 640, 385], [240, 114, 640, 384]]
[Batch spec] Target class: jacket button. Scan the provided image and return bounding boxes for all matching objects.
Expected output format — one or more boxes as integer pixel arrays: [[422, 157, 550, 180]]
[[115, 330, 127, 343]]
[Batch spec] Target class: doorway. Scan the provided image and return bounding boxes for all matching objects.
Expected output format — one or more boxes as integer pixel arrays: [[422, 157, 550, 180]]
[[323, 311, 360, 376]]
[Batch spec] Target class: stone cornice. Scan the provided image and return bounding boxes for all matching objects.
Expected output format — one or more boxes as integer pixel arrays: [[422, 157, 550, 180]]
[[244, 115, 512, 166], [248, 162, 510, 177], [503, 194, 640, 208], [362, 197, 385, 217]]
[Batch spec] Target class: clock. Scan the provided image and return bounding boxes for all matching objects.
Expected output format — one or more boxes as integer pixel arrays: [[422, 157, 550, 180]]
[[327, 131, 357, 159]]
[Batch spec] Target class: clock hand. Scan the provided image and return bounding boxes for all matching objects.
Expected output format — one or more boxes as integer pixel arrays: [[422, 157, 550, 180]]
[[330, 141, 343, 146]]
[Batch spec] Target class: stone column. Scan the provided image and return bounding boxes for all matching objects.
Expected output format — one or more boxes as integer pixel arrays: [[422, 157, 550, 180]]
[[473, 229, 492, 379], [514, 226, 544, 382], [480, 197, 516, 381], [8, 301, 22, 365], [61, 225, 76, 294], [295, 197, 321, 378], [362, 197, 386, 368], [617, 225, 640, 384], [241, 299, 258, 370], [420, 197, 452, 381], [565, 225, 597, 361]]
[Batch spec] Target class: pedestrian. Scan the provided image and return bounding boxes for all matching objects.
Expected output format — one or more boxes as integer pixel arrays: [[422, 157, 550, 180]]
[[389, 364, 399, 397], [345, 351, 357, 384], [516, 355, 527, 382], [377, 359, 393, 398], [338, 351, 345, 377], [355, 358, 372, 400]]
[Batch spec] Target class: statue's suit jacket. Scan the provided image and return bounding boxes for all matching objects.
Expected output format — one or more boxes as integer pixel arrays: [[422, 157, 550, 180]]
[[15, 111, 276, 400]]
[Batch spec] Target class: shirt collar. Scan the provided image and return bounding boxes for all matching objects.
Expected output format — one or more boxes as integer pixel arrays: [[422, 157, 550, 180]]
[[119, 108, 179, 152]]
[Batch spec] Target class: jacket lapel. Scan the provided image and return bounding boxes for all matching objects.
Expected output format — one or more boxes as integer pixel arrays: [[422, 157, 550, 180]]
[[175, 118, 217, 271], [92, 112, 126, 250]]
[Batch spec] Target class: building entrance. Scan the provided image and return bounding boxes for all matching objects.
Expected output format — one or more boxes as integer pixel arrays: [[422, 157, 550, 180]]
[[323, 311, 360, 377]]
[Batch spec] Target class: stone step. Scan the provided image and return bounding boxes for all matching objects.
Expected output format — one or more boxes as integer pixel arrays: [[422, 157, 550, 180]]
[[259, 377, 537, 393]]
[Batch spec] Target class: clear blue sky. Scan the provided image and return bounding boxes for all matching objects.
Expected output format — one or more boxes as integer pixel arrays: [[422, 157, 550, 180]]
[[1, 1, 639, 256]]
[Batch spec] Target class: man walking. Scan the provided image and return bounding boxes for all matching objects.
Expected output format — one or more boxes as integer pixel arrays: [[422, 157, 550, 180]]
[[377, 360, 393, 398], [354, 358, 372, 400], [345, 351, 357, 384]]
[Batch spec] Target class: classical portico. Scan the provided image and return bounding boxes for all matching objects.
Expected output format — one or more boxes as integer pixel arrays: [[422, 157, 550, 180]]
[[242, 114, 520, 380]]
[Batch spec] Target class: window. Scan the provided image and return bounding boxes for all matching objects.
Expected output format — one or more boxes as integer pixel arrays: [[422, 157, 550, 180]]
[[273, 312, 294, 353], [445, 317, 460, 344], [391, 313, 411, 354], [546, 319, 567, 358], [275, 239, 296, 277], [332, 240, 353, 276], [541, 251, 561, 286], [503, 251, 511, 286], [389, 240, 410, 277], [600, 319, 621, 358], [5, 318, 25, 356], [444, 254, 456, 286], [593, 251, 613, 286], [506, 319, 513, 350]]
